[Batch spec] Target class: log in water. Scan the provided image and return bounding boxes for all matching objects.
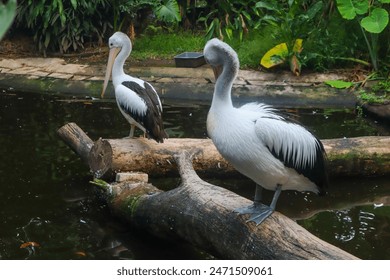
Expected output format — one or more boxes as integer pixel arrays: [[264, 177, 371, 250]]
[[55, 122, 388, 259]]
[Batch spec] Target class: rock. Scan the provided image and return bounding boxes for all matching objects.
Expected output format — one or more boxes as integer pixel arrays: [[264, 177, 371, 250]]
[[362, 102, 390, 123]]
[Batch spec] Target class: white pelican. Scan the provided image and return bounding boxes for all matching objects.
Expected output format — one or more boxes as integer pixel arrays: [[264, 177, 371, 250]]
[[204, 38, 328, 224], [101, 32, 168, 143]]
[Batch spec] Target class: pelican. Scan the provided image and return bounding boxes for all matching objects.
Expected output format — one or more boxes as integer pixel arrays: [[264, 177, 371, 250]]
[[101, 32, 168, 143], [204, 38, 328, 224]]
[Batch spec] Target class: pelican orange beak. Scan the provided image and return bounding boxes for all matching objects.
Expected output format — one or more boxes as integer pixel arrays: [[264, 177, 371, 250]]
[[212, 65, 223, 81], [101, 47, 120, 98]]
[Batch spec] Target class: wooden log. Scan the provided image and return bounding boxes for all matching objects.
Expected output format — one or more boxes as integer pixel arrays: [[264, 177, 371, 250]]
[[87, 137, 233, 179], [58, 123, 360, 259], [87, 135, 390, 179], [57, 122, 94, 164], [95, 151, 358, 259], [323, 137, 390, 177], [57, 122, 389, 180]]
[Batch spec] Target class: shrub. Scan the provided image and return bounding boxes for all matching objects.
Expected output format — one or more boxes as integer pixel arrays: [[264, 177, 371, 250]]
[[197, 0, 261, 41], [15, 0, 112, 55]]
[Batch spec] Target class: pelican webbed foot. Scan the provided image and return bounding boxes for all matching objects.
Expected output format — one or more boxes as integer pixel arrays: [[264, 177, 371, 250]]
[[246, 206, 274, 225], [234, 202, 273, 225], [234, 202, 268, 215], [234, 184, 282, 225]]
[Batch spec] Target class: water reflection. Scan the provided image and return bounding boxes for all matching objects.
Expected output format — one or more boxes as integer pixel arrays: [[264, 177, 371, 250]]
[[0, 90, 389, 259], [334, 210, 356, 242]]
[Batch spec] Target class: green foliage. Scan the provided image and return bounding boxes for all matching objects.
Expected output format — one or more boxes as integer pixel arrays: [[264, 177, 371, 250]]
[[302, 10, 365, 71], [226, 27, 276, 68], [0, 0, 17, 40], [256, 0, 324, 74], [197, 0, 260, 41], [112, 0, 181, 31], [324, 80, 354, 89], [154, 0, 181, 23], [359, 90, 388, 103], [15, 0, 112, 54], [358, 79, 390, 104], [131, 31, 204, 59], [335, 0, 390, 71], [336, 0, 369, 19], [112, 0, 155, 31], [256, 0, 324, 50], [360, 7, 389, 33], [191, 0, 388, 72], [372, 78, 390, 92]]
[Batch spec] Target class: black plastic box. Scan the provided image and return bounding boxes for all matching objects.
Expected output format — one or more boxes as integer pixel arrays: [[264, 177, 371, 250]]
[[174, 52, 206, 68]]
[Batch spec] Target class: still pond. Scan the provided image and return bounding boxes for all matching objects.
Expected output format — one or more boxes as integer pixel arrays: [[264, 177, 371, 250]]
[[0, 90, 389, 259]]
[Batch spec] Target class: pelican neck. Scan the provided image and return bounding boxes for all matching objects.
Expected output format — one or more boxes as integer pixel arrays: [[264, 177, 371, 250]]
[[112, 43, 131, 80], [211, 62, 238, 108]]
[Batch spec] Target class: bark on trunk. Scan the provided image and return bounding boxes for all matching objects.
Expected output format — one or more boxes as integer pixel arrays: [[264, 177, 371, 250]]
[[87, 133, 389, 180], [57, 123, 390, 179], [57, 122, 94, 164]]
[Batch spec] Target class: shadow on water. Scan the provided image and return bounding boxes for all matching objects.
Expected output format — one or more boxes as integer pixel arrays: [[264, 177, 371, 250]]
[[0, 90, 388, 259]]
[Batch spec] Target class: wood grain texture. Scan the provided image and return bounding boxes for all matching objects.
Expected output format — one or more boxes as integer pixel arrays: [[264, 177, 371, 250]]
[[57, 122, 94, 164], [86, 136, 389, 179]]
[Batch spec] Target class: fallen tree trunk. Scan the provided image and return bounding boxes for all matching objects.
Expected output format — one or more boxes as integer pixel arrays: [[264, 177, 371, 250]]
[[83, 128, 389, 179], [58, 122, 360, 259], [94, 151, 358, 259], [57, 123, 390, 179]]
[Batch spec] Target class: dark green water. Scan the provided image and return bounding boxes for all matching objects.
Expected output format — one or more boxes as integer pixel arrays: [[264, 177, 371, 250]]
[[0, 90, 389, 259]]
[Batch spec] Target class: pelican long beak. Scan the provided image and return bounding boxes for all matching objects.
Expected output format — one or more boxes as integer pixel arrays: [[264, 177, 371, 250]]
[[212, 65, 223, 81], [101, 47, 120, 98]]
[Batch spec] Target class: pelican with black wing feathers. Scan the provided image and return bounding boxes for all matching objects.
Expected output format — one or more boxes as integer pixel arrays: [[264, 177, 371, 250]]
[[101, 32, 167, 143], [204, 38, 328, 225]]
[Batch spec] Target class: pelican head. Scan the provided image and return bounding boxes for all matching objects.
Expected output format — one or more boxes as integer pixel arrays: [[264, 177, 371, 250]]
[[101, 32, 132, 98], [203, 38, 239, 81]]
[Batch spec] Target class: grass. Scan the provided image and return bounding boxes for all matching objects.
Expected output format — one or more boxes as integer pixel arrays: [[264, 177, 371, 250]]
[[130, 28, 277, 69], [226, 27, 278, 69], [131, 31, 205, 60]]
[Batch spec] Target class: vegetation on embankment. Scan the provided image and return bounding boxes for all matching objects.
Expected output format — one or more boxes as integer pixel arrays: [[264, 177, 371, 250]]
[[1, 1, 388, 75]]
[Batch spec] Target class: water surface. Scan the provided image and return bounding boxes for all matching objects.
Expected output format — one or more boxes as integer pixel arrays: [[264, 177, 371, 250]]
[[0, 90, 388, 259]]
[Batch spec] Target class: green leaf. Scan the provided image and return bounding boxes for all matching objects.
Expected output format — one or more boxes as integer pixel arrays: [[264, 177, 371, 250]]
[[260, 43, 289, 68], [71, 0, 78, 10], [60, 13, 66, 27], [306, 1, 323, 20], [0, 0, 17, 40], [335, 0, 368, 20], [324, 80, 354, 89], [154, 0, 181, 23], [255, 1, 277, 11], [360, 8, 389, 34], [44, 32, 51, 48], [225, 27, 233, 40], [57, 0, 64, 16], [242, 11, 252, 21]]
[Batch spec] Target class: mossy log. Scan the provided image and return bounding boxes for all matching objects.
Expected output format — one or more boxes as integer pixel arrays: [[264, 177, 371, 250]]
[[57, 122, 363, 259], [84, 130, 389, 180], [57, 123, 390, 179]]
